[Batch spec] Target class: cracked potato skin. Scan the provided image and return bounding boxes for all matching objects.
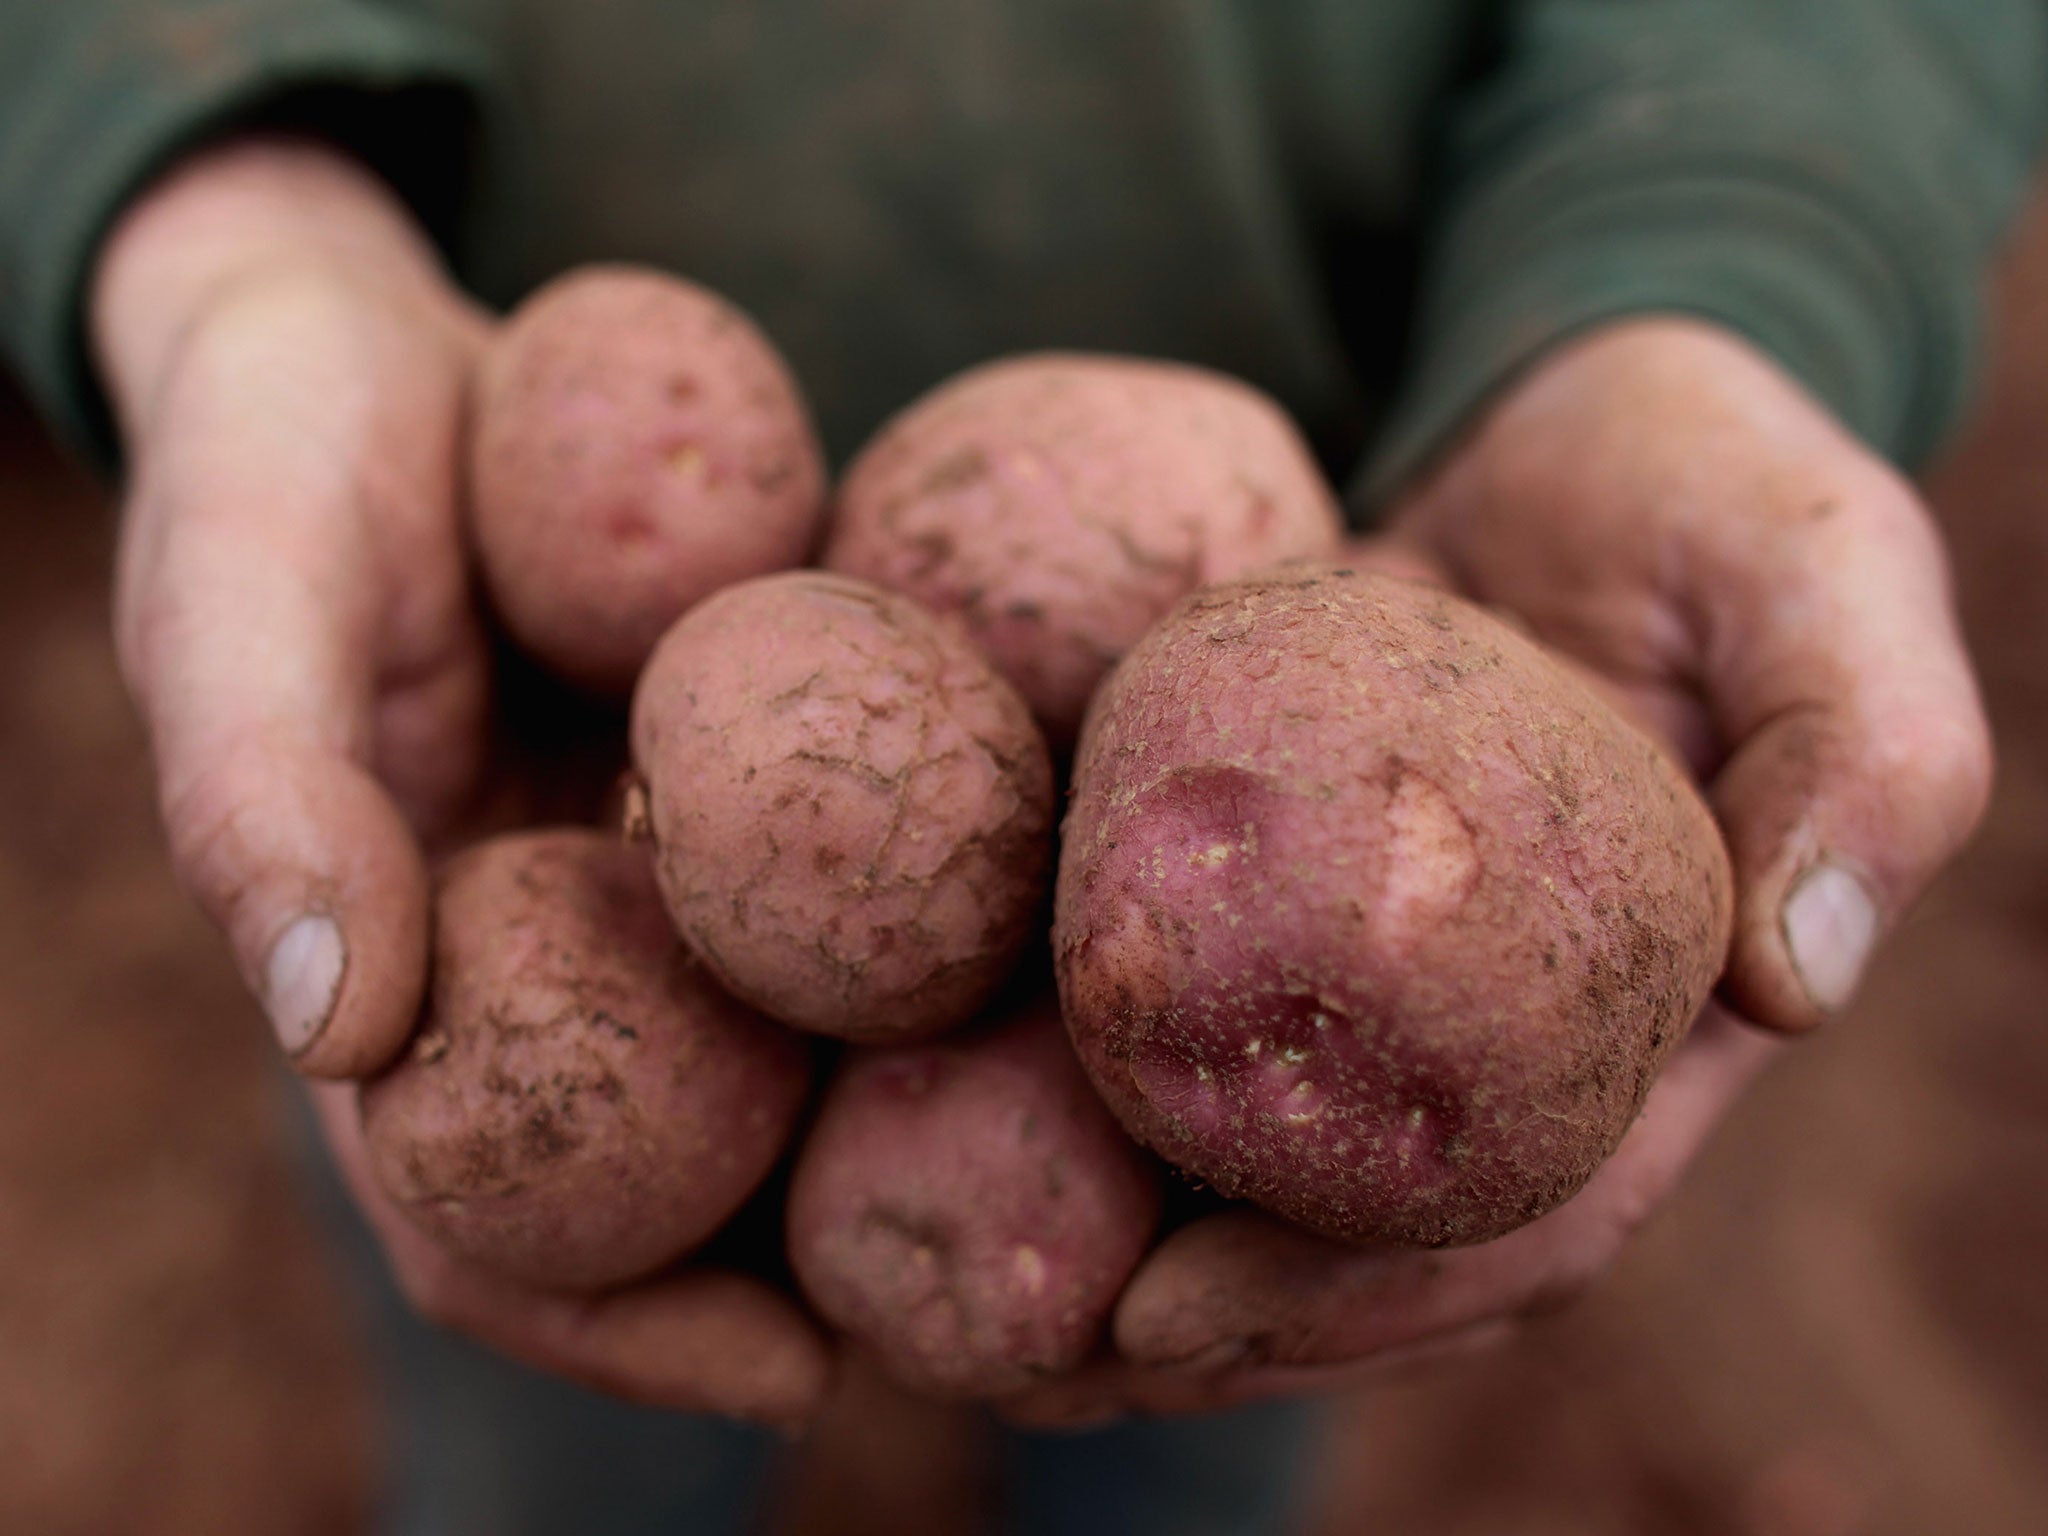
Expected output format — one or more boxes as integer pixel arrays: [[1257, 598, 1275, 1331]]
[[358, 830, 810, 1291], [786, 995, 1162, 1399], [824, 354, 1344, 749], [1054, 565, 1733, 1247], [631, 572, 1056, 1041]]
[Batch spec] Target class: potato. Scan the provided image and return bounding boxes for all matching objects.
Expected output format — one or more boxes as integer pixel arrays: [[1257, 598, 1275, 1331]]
[[631, 571, 1055, 1041], [824, 354, 1344, 747], [473, 265, 826, 694], [1054, 564, 1733, 1247], [359, 829, 810, 1291], [786, 995, 1162, 1398]]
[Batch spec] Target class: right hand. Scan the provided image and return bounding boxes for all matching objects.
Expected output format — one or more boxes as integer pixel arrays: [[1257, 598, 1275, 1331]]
[[92, 135, 830, 1427], [1004, 320, 1993, 1424]]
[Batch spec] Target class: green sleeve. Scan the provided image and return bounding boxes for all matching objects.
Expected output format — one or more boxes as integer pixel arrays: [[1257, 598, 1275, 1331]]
[[1364, 0, 2048, 504], [0, 0, 495, 465]]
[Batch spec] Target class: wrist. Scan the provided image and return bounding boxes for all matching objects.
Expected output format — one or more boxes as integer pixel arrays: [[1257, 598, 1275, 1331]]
[[91, 134, 455, 436], [1519, 314, 1793, 393]]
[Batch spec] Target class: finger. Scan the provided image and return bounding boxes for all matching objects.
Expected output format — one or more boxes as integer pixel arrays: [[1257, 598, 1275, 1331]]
[[114, 299, 481, 1076], [997, 1322, 1521, 1430], [314, 1085, 833, 1428], [1694, 467, 1993, 1031], [411, 1257, 834, 1429], [1112, 1009, 1777, 1371]]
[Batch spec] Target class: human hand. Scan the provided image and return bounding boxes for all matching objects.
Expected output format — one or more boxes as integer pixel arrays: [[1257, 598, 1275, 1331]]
[[1001, 317, 1991, 1423], [1385, 317, 1992, 1033], [94, 136, 830, 1424]]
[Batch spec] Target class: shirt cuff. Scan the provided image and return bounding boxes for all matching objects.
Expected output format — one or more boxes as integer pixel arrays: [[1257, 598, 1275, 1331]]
[[1358, 170, 1981, 513], [0, 2, 495, 468]]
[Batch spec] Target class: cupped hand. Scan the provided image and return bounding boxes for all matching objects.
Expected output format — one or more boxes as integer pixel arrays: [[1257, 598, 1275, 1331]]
[[93, 136, 830, 1424], [1003, 317, 1992, 1425], [1386, 317, 1992, 1032]]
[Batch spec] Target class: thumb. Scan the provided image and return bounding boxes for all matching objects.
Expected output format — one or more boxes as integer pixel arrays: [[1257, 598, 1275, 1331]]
[[113, 279, 481, 1078], [1699, 465, 1991, 1031]]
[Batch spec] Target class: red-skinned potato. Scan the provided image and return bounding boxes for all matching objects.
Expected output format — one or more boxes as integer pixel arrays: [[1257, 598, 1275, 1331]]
[[472, 265, 826, 693], [787, 994, 1162, 1398], [359, 829, 811, 1291], [824, 354, 1344, 748], [631, 571, 1055, 1042], [1055, 564, 1733, 1247]]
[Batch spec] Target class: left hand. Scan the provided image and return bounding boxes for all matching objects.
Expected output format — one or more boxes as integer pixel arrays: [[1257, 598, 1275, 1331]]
[[1002, 317, 1994, 1424], [94, 137, 832, 1424]]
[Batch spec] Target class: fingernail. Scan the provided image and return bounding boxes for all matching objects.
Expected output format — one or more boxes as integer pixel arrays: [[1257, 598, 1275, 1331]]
[[263, 914, 345, 1055], [1782, 862, 1878, 1013]]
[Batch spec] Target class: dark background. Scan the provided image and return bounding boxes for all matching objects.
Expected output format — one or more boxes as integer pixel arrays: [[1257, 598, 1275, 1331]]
[[5, 190, 2048, 1535]]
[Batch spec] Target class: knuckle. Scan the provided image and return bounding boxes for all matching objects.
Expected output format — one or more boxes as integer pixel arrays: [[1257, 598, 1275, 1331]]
[[1855, 458, 1927, 521], [158, 735, 289, 922], [1876, 694, 1995, 852], [1832, 454, 1934, 543], [170, 268, 370, 391], [160, 755, 247, 887], [1920, 707, 1996, 834]]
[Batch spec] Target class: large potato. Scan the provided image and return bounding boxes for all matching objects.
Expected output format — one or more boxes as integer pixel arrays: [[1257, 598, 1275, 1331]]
[[473, 265, 826, 693], [824, 354, 1344, 747], [359, 830, 810, 1291], [631, 571, 1055, 1041], [786, 995, 1162, 1398], [1055, 565, 1733, 1247]]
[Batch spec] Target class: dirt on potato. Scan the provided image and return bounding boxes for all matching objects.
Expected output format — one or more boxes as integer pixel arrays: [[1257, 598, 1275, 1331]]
[[825, 354, 1344, 748], [360, 829, 810, 1291], [787, 995, 1162, 1399], [631, 571, 1055, 1042], [1056, 564, 1732, 1247]]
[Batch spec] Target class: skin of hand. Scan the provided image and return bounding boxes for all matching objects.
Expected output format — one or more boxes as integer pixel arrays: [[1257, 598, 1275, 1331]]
[[999, 318, 1994, 1427], [91, 136, 831, 1428]]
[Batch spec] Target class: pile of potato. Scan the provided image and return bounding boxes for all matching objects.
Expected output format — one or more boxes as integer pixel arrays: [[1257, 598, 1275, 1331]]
[[360, 266, 1733, 1400]]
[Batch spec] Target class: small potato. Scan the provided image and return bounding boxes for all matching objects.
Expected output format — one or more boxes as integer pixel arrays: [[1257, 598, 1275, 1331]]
[[359, 830, 810, 1291], [473, 265, 827, 693], [1055, 565, 1733, 1247], [824, 354, 1343, 747], [786, 996, 1162, 1398], [631, 571, 1055, 1041]]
